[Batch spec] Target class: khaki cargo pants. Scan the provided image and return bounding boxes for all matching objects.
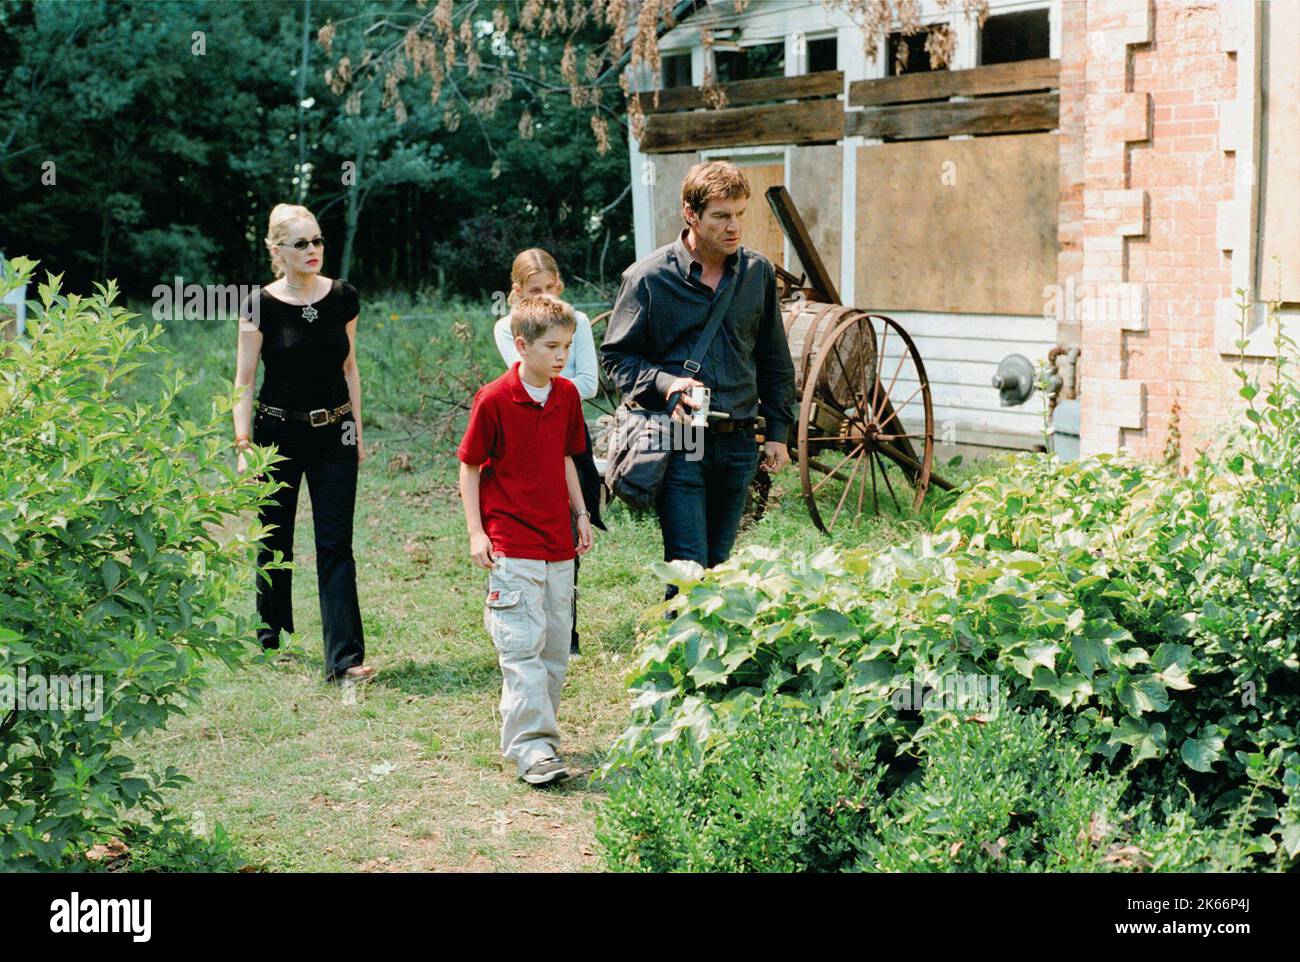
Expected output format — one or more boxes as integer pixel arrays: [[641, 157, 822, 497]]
[[483, 555, 575, 776]]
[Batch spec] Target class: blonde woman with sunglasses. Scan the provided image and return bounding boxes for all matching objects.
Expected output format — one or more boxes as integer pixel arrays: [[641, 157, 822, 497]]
[[233, 203, 374, 683]]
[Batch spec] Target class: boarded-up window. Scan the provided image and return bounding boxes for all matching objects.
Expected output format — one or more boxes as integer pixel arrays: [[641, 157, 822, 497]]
[[736, 162, 786, 269], [649, 152, 700, 250], [788, 144, 842, 286], [1258, 0, 1300, 302], [856, 134, 1059, 316]]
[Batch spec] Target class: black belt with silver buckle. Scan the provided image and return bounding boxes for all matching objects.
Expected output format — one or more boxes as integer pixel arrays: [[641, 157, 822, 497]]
[[256, 400, 352, 427]]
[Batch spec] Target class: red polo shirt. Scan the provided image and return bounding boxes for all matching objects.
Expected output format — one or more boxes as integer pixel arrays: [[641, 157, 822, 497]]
[[457, 362, 588, 561]]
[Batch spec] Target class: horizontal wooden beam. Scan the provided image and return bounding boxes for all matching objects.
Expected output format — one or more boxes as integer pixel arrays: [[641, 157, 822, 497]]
[[639, 98, 843, 153], [641, 70, 843, 113], [846, 91, 1058, 140], [848, 58, 1058, 107]]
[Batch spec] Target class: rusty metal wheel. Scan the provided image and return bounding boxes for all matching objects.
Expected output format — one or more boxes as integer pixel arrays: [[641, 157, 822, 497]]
[[796, 312, 935, 532]]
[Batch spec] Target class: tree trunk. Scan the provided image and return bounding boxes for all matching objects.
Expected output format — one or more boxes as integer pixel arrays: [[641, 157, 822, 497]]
[[295, 0, 312, 201], [340, 155, 363, 281]]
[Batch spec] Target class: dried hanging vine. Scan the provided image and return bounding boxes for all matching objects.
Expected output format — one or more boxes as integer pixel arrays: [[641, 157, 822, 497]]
[[320, 0, 991, 154]]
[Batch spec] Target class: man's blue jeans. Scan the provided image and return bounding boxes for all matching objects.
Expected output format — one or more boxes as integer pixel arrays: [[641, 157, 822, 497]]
[[655, 423, 760, 601]]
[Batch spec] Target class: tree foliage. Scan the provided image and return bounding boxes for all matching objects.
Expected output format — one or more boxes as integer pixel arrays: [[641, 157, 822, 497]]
[[0, 0, 634, 297]]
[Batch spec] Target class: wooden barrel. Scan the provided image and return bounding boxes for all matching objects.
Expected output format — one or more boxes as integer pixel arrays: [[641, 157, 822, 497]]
[[781, 300, 877, 406]]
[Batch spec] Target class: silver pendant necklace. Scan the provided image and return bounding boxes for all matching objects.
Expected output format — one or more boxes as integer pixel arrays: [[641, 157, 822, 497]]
[[285, 279, 319, 323]]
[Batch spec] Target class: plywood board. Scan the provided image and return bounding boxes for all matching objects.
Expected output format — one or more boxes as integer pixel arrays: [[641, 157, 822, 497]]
[[856, 134, 1059, 316], [1260, 0, 1300, 301], [787, 144, 842, 289], [738, 163, 786, 269], [639, 99, 842, 153], [649, 151, 699, 250]]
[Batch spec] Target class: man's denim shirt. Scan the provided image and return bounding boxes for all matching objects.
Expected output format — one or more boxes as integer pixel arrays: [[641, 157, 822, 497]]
[[599, 229, 798, 445]]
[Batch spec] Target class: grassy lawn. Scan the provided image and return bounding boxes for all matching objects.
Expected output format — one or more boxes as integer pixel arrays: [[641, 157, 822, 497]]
[[122, 296, 972, 872]]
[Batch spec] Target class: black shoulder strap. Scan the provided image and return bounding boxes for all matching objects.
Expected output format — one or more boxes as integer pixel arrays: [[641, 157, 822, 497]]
[[682, 265, 739, 377]]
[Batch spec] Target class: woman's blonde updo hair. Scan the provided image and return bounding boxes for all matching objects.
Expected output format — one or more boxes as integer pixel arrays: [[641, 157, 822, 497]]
[[264, 203, 319, 279], [508, 248, 564, 306]]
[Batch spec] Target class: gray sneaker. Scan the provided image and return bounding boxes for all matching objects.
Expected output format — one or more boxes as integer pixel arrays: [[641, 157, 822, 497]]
[[522, 756, 572, 786]]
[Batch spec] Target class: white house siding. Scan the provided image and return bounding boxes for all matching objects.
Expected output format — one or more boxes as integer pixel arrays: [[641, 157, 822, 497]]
[[876, 310, 1059, 449]]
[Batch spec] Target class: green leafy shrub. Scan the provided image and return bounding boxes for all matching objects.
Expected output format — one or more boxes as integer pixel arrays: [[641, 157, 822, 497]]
[[596, 702, 1250, 872], [595, 697, 885, 872], [0, 258, 281, 869], [859, 707, 1248, 872]]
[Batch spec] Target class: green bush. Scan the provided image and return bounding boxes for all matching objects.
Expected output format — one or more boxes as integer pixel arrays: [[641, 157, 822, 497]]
[[595, 697, 884, 873], [0, 258, 281, 869], [595, 702, 1249, 872], [859, 707, 1248, 872]]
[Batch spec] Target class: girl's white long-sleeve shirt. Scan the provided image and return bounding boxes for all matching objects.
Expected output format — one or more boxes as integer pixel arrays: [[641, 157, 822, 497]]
[[493, 309, 598, 401]]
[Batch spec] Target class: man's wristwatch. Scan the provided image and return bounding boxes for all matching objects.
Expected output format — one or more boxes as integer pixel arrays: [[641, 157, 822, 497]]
[[573, 508, 590, 519]]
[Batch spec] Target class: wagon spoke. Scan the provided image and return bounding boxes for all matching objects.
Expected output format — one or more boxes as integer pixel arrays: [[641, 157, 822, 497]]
[[855, 317, 873, 416], [869, 442, 879, 513], [875, 350, 911, 423], [873, 382, 925, 431], [830, 450, 864, 529], [857, 435, 869, 517], [872, 320, 890, 424], [875, 450, 902, 512], [811, 443, 864, 493]]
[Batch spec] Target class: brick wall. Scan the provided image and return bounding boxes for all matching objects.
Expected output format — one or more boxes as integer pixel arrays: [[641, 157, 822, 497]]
[[1062, 0, 1244, 465]]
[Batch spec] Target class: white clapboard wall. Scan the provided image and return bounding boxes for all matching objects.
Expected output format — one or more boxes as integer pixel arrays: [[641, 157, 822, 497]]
[[874, 309, 1058, 450]]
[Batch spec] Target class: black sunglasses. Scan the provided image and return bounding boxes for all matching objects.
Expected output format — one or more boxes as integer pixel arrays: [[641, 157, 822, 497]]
[[281, 236, 325, 251]]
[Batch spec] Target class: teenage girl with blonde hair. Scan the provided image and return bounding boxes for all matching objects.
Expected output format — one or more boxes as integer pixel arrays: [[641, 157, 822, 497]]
[[493, 248, 604, 655], [233, 203, 374, 683]]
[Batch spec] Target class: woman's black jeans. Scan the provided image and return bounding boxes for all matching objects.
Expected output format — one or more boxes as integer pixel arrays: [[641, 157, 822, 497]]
[[253, 408, 365, 679]]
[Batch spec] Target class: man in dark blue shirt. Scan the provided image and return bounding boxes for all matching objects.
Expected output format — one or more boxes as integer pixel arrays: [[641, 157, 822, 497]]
[[601, 161, 797, 599]]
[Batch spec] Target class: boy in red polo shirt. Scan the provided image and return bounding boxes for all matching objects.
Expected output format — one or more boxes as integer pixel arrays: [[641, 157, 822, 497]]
[[457, 295, 594, 786]]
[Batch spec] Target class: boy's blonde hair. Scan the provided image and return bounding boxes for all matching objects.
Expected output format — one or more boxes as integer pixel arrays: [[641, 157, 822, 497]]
[[511, 294, 577, 345], [508, 248, 565, 306], [681, 160, 751, 217], [264, 203, 318, 278]]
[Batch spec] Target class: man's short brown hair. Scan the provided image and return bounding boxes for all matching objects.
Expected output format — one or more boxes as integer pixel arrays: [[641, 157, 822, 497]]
[[511, 294, 577, 345], [681, 160, 751, 216]]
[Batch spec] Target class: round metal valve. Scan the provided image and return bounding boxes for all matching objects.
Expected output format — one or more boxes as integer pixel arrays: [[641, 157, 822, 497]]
[[991, 353, 1036, 407]]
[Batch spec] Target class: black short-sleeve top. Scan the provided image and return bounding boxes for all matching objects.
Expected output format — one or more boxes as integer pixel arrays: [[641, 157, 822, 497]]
[[241, 279, 359, 410]]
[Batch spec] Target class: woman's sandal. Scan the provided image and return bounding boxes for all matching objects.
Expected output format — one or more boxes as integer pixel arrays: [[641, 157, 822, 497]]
[[336, 665, 376, 684]]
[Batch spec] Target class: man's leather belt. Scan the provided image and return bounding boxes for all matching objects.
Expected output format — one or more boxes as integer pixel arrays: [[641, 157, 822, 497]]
[[710, 417, 756, 434], [257, 400, 352, 427]]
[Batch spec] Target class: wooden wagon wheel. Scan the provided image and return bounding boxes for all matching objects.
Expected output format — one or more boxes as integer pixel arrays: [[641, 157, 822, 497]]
[[797, 312, 934, 532]]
